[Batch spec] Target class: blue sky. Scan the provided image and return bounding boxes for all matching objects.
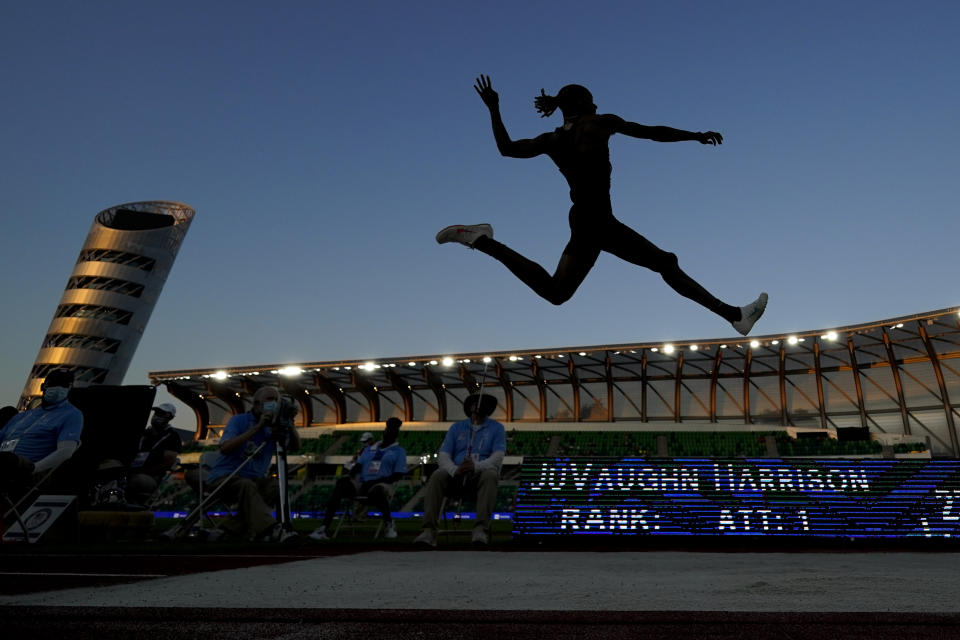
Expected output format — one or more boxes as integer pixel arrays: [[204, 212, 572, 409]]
[[1, 1, 957, 411]]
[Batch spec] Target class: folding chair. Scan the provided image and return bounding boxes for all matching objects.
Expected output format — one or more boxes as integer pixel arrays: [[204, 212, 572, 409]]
[[332, 493, 386, 539], [2, 446, 81, 544]]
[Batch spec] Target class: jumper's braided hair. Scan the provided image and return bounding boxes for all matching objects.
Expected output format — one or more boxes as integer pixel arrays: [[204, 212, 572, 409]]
[[534, 84, 594, 118]]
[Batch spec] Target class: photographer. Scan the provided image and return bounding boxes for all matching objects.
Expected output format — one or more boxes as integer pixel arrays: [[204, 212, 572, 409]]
[[204, 386, 300, 542]]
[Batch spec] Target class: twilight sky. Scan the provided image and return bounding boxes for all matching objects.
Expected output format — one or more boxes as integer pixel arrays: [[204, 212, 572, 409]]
[[1, 1, 957, 411]]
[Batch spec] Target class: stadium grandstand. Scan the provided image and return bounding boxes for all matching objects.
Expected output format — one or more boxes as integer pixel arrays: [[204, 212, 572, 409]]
[[146, 307, 959, 524]]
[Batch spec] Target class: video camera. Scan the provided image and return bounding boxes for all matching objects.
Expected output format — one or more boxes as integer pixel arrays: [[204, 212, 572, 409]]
[[268, 394, 299, 439]]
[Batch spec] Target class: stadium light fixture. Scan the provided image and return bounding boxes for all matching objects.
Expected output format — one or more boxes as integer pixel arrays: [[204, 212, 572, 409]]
[[279, 366, 302, 377], [823, 331, 838, 341], [429, 360, 438, 366], [213, 370, 228, 380], [690, 344, 698, 351], [772, 340, 780, 346], [442, 357, 454, 367], [509, 356, 518, 362], [720, 344, 727, 349], [750, 340, 760, 349], [408, 361, 416, 367], [651, 347, 659, 353], [578, 351, 587, 357], [895, 323, 904, 329], [483, 356, 492, 363], [787, 336, 799, 345], [663, 344, 674, 354]]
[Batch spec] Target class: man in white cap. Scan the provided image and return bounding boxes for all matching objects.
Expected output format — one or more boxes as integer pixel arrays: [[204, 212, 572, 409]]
[[127, 402, 183, 506]]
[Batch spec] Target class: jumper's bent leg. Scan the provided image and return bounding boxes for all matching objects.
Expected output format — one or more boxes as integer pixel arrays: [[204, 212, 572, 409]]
[[602, 220, 742, 323], [474, 235, 598, 306]]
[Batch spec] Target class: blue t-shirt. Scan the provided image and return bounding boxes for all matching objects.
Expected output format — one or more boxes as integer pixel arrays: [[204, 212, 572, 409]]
[[207, 413, 276, 482], [356, 442, 407, 483], [0, 400, 84, 462], [439, 417, 506, 466]]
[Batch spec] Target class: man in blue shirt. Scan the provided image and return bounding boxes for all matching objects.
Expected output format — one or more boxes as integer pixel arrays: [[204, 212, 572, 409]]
[[415, 393, 506, 547], [310, 418, 406, 541], [0, 369, 83, 499], [203, 385, 300, 542]]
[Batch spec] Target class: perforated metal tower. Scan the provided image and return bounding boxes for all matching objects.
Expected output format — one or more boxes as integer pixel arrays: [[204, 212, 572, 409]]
[[20, 201, 195, 408]]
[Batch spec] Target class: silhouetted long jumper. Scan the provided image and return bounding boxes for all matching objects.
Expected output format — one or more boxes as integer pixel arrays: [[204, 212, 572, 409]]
[[436, 75, 767, 336]]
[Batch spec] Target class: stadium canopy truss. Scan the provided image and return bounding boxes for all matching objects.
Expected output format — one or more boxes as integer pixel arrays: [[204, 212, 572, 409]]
[[149, 307, 960, 456]]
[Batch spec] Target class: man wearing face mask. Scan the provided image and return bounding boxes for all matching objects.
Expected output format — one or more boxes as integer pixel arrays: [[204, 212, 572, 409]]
[[414, 393, 506, 547], [0, 369, 83, 499], [126, 403, 183, 506], [203, 386, 300, 542]]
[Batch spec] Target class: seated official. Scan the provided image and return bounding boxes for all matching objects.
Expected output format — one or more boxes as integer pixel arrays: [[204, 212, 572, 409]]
[[202, 386, 300, 542], [414, 393, 506, 547], [309, 418, 406, 541], [126, 402, 183, 506], [0, 369, 83, 503]]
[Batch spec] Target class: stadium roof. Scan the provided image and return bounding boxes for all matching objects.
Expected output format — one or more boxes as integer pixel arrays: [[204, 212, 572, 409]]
[[150, 307, 960, 455]]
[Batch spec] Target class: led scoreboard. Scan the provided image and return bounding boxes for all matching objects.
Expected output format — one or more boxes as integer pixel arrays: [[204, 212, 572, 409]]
[[512, 458, 960, 538]]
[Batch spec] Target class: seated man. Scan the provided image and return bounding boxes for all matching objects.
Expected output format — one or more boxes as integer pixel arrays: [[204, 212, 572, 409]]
[[203, 386, 300, 541], [414, 393, 506, 547], [126, 402, 183, 506], [0, 369, 83, 503], [309, 418, 406, 541]]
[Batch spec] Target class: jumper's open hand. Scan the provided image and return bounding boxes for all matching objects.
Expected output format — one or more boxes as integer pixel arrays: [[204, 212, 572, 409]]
[[699, 131, 723, 145], [474, 74, 499, 109]]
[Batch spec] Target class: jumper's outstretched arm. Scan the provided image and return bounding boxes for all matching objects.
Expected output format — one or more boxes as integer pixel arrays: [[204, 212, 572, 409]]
[[606, 114, 722, 145], [474, 74, 549, 159]]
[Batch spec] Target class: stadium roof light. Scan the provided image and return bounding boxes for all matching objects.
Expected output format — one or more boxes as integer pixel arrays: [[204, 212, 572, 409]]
[[663, 344, 674, 354], [823, 331, 838, 341], [279, 366, 302, 377], [482, 356, 492, 363], [651, 347, 659, 352], [429, 360, 438, 366], [720, 344, 727, 349], [771, 340, 780, 346], [442, 357, 454, 367], [787, 336, 799, 345], [214, 370, 228, 380], [408, 361, 416, 367], [689, 344, 698, 351], [750, 340, 760, 349]]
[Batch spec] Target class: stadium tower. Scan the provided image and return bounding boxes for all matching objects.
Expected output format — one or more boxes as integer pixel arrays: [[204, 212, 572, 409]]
[[19, 201, 195, 409]]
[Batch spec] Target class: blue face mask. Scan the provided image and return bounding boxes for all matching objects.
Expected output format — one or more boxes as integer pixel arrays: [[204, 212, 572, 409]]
[[42, 387, 69, 404], [260, 401, 278, 414]]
